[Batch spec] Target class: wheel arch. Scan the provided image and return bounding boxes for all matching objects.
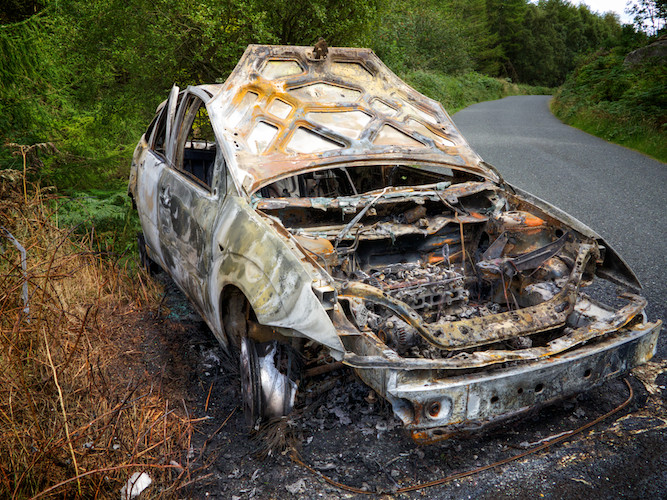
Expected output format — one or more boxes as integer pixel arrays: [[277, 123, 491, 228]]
[[209, 251, 345, 357], [217, 283, 295, 353]]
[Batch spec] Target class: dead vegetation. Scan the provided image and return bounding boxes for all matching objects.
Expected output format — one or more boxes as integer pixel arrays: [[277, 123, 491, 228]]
[[0, 175, 196, 498]]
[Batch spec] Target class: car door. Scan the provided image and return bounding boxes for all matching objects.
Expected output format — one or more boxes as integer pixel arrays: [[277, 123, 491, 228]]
[[157, 90, 222, 317], [135, 85, 180, 267]]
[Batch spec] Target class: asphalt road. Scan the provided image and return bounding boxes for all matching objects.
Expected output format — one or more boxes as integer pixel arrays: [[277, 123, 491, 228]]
[[453, 95, 666, 354], [446, 96, 666, 498]]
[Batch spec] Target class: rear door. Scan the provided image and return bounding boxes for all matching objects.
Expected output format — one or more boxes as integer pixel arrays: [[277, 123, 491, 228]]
[[135, 86, 180, 267]]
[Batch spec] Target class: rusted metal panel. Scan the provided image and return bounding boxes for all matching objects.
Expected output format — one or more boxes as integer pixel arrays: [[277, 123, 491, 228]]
[[206, 45, 493, 194], [403, 321, 661, 443]]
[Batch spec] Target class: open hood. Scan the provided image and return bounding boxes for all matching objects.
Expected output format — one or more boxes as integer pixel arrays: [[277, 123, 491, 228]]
[[207, 44, 494, 194]]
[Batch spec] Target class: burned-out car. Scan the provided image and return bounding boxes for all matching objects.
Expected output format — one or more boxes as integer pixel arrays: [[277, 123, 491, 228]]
[[129, 44, 662, 443]]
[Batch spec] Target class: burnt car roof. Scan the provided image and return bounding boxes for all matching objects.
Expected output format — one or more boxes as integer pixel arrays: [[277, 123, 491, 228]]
[[205, 44, 493, 193]]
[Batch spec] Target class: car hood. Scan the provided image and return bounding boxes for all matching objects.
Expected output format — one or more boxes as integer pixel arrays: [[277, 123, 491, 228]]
[[207, 44, 495, 194]]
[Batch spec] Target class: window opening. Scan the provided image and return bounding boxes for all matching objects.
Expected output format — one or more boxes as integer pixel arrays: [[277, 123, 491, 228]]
[[175, 97, 217, 189], [144, 112, 160, 144], [151, 106, 168, 157]]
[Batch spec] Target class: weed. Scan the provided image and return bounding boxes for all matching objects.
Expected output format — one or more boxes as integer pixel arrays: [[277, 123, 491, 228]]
[[54, 188, 140, 256], [0, 176, 195, 498]]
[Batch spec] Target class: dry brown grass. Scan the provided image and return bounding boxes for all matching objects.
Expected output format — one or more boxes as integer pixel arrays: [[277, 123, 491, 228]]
[[0, 175, 196, 498]]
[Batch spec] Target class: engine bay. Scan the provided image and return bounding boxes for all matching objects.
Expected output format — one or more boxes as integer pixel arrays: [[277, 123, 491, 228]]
[[254, 164, 638, 362]]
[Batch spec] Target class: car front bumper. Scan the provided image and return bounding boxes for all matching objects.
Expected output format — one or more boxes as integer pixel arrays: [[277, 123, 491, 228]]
[[346, 318, 661, 444]]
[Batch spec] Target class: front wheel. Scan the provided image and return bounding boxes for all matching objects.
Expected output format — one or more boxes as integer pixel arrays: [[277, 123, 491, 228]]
[[239, 338, 300, 430], [223, 291, 301, 429], [240, 337, 263, 430]]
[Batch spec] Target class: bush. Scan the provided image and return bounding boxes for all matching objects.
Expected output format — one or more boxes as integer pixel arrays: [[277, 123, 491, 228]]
[[0, 176, 196, 498], [552, 49, 667, 161]]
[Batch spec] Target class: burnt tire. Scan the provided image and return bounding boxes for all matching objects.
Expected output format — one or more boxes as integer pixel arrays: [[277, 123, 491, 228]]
[[240, 337, 263, 430], [222, 290, 301, 429]]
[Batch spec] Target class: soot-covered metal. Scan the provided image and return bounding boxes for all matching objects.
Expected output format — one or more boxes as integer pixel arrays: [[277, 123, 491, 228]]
[[128, 43, 662, 443]]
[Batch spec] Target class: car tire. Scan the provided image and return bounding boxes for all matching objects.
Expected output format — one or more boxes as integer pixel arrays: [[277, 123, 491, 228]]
[[223, 290, 301, 428], [240, 337, 263, 430]]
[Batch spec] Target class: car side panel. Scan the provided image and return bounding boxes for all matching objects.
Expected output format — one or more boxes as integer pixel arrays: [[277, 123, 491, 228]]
[[207, 196, 345, 357], [157, 166, 218, 318]]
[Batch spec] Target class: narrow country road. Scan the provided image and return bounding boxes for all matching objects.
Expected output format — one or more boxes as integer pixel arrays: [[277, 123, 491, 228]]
[[453, 95, 666, 346], [449, 95, 667, 497]]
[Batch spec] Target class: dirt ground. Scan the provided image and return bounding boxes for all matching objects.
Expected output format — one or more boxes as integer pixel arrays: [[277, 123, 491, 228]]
[[136, 273, 666, 499]]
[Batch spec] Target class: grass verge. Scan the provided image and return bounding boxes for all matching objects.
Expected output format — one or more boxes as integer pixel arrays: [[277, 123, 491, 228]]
[[404, 70, 554, 114], [551, 97, 667, 162], [550, 50, 666, 163], [0, 173, 195, 498]]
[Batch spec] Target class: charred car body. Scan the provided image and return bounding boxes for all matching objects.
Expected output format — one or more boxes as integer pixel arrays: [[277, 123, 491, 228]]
[[129, 44, 662, 443]]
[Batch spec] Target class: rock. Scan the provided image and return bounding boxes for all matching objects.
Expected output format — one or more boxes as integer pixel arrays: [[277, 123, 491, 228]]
[[285, 478, 306, 495], [624, 37, 667, 67]]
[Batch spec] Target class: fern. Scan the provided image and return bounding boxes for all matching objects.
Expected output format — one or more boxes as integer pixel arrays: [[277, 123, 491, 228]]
[[55, 189, 139, 254]]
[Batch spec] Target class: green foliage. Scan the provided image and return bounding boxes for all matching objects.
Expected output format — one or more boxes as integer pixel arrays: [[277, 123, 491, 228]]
[[373, 0, 474, 75], [484, 0, 528, 81], [371, 0, 628, 87], [55, 188, 140, 254], [404, 70, 552, 114], [0, 11, 59, 148], [256, 0, 377, 46], [0, 6, 135, 189], [552, 49, 667, 161], [486, 0, 625, 86], [456, 0, 504, 75]]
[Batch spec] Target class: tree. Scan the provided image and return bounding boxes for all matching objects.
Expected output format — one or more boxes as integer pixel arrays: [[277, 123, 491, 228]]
[[626, 0, 667, 36], [484, 0, 528, 81], [448, 0, 504, 75], [254, 0, 377, 47], [372, 0, 474, 74]]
